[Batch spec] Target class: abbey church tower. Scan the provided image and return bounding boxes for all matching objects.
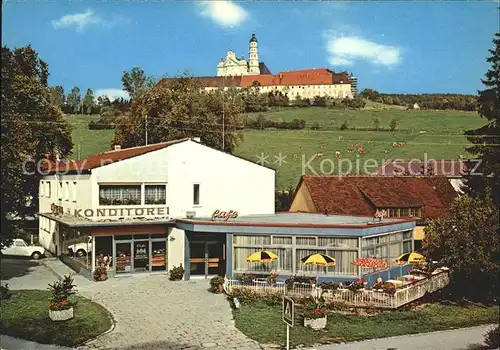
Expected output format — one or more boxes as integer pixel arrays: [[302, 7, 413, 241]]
[[248, 33, 259, 75]]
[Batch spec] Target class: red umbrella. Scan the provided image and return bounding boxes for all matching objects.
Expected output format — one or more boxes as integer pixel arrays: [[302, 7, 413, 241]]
[[351, 257, 388, 269]]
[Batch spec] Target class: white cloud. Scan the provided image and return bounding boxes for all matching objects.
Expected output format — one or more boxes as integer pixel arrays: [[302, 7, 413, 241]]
[[197, 1, 248, 28], [52, 9, 126, 32], [95, 89, 130, 102], [325, 34, 402, 68]]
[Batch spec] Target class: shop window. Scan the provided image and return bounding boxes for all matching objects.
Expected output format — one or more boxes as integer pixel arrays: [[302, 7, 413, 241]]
[[151, 240, 167, 271], [133, 234, 149, 240], [99, 185, 141, 205], [296, 237, 317, 246], [115, 235, 133, 240], [272, 236, 292, 245], [233, 235, 271, 245], [403, 240, 412, 253], [95, 236, 113, 270], [145, 185, 166, 205], [46, 182, 51, 197], [318, 237, 357, 249], [193, 184, 200, 205], [403, 230, 413, 240]]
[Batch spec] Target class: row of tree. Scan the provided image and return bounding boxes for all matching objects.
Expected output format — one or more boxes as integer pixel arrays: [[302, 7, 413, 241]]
[[359, 88, 478, 111]]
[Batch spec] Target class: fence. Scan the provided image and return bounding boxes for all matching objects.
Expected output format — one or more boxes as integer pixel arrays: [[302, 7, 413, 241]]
[[224, 271, 450, 309]]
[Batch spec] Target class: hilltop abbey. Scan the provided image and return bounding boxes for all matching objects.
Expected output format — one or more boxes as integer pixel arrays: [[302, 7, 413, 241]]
[[164, 34, 357, 101]]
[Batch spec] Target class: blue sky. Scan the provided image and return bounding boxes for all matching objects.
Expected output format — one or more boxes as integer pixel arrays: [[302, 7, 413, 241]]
[[3, 1, 499, 99]]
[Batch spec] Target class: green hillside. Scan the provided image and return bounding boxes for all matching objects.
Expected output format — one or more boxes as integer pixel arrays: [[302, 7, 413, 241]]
[[65, 108, 485, 189]]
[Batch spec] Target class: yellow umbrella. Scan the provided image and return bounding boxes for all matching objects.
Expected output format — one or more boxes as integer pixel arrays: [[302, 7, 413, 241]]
[[300, 253, 336, 284], [246, 250, 278, 263], [396, 252, 426, 265]]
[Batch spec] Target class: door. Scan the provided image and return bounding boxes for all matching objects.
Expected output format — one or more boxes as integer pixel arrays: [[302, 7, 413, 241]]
[[207, 242, 225, 276], [190, 242, 206, 275], [133, 241, 149, 273], [115, 242, 132, 274]]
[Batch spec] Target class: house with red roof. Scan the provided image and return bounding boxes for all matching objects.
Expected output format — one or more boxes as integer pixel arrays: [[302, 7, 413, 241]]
[[289, 175, 459, 250]]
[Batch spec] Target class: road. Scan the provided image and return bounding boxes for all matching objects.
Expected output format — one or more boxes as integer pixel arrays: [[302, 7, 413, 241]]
[[0, 257, 58, 289], [301, 324, 496, 350]]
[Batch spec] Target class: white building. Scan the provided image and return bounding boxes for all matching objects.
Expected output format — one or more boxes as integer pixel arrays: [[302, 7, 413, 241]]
[[38, 138, 415, 282]]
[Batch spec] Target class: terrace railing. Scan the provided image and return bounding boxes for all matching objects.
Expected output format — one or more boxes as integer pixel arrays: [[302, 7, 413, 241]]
[[223, 270, 450, 309]]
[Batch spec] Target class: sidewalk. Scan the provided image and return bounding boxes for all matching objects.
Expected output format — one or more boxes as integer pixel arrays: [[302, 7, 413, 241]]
[[301, 324, 496, 350], [0, 335, 75, 350], [42, 258, 92, 287]]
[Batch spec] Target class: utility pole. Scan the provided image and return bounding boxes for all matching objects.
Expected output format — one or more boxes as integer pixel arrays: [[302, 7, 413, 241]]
[[145, 115, 148, 145]]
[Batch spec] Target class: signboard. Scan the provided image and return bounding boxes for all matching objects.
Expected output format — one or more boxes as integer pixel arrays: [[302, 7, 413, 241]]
[[211, 210, 238, 221], [50, 203, 169, 218], [282, 296, 294, 327]]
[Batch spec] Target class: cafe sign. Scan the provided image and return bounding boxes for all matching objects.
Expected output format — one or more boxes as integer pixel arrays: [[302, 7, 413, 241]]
[[51, 203, 169, 218], [211, 210, 238, 221]]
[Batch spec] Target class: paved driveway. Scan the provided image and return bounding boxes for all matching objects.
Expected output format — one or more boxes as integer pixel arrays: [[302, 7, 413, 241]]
[[0, 257, 56, 290], [78, 276, 261, 350]]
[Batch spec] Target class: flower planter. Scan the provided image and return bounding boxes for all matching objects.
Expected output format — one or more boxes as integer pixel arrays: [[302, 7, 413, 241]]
[[49, 307, 74, 321], [304, 315, 327, 330]]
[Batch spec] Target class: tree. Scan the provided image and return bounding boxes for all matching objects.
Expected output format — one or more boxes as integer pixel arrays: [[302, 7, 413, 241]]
[[49, 85, 65, 109], [465, 32, 500, 206], [389, 118, 398, 131], [66, 87, 81, 114], [373, 118, 380, 131], [82, 88, 95, 114], [121, 67, 156, 101], [423, 195, 499, 302], [1, 45, 72, 248], [113, 72, 245, 153]]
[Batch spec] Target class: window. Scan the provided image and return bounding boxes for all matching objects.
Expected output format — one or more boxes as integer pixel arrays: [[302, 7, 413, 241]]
[[40, 181, 44, 197], [318, 237, 358, 249], [99, 185, 141, 205], [403, 231, 413, 240], [65, 182, 70, 201], [296, 237, 317, 246], [233, 235, 271, 245], [15, 240, 26, 247], [46, 182, 51, 197], [272, 236, 292, 245], [403, 240, 412, 253], [193, 184, 200, 205], [58, 182, 63, 199], [72, 182, 77, 202], [145, 185, 166, 205]]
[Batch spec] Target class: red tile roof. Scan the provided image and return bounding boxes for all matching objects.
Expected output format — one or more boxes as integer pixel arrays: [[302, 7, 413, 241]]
[[45, 138, 190, 174], [373, 160, 468, 177], [156, 68, 352, 89], [295, 175, 458, 220]]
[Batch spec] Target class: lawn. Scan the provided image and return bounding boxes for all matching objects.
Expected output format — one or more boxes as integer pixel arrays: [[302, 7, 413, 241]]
[[233, 302, 499, 348], [64, 108, 486, 189], [0, 290, 113, 346]]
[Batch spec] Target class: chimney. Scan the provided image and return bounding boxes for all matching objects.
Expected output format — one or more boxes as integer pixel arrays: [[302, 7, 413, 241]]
[[114, 145, 121, 151]]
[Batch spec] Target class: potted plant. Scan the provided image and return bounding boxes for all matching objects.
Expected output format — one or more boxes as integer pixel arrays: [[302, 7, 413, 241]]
[[347, 278, 365, 292], [302, 300, 328, 330], [93, 266, 108, 281], [48, 275, 77, 321], [267, 272, 279, 286], [169, 264, 185, 281], [210, 275, 226, 294]]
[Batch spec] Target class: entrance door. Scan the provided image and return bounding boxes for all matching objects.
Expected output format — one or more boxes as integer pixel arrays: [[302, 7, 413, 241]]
[[190, 241, 225, 277], [133, 241, 149, 273]]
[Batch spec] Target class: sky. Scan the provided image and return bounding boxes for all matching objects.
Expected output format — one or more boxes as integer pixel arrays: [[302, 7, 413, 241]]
[[3, 1, 499, 100]]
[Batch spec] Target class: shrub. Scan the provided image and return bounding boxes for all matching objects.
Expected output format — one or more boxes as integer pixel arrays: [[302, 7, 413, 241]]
[[235, 273, 255, 284], [93, 267, 107, 282], [229, 288, 282, 306], [389, 118, 398, 131], [209, 275, 225, 293], [340, 120, 348, 130], [169, 264, 184, 281], [310, 121, 321, 130], [373, 118, 380, 130], [484, 325, 499, 349], [285, 275, 316, 290], [48, 275, 77, 311], [319, 282, 340, 291], [0, 284, 12, 300], [302, 299, 328, 319]]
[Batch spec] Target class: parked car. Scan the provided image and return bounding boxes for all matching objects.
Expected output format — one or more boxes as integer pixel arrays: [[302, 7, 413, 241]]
[[68, 236, 92, 257], [1, 238, 45, 260]]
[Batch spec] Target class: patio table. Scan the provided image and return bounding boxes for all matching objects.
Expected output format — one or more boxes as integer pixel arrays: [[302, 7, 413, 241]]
[[386, 279, 404, 287]]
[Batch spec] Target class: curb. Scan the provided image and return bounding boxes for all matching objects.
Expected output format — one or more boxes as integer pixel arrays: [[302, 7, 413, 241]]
[[42, 259, 66, 280], [78, 304, 117, 348]]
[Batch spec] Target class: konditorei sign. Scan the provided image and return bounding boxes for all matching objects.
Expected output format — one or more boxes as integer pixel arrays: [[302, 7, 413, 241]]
[[50, 203, 169, 218], [211, 210, 238, 221]]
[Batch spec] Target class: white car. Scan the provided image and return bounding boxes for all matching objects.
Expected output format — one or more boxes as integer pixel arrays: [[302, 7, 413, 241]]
[[68, 236, 92, 257], [1, 238, 45, 260]]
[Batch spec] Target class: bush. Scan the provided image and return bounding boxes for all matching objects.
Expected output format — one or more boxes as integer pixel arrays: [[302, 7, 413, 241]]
[[285, 275, 316, 290], [310, 121, 321, 130], [319, 282, 340, 291], [48, 275, 77, 311], [0, 284, 12, 300], [93, 267, 107, 282], [390, 118, 398, 131], [169, 264, 184, 281], [340, 120, 349, 130], [373, 118, 380, 130], [235, 273, 255, 284], [209, 275, 225, 293], [87, 120, 115, 130], [229, 288, 282, 306], [484, 325, 499, 349]]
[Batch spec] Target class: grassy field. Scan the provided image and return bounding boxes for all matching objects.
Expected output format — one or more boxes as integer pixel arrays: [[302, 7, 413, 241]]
[[65, 108, 485, 189], [233, 302, 499, 348], [0, 290, 112, 346]]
